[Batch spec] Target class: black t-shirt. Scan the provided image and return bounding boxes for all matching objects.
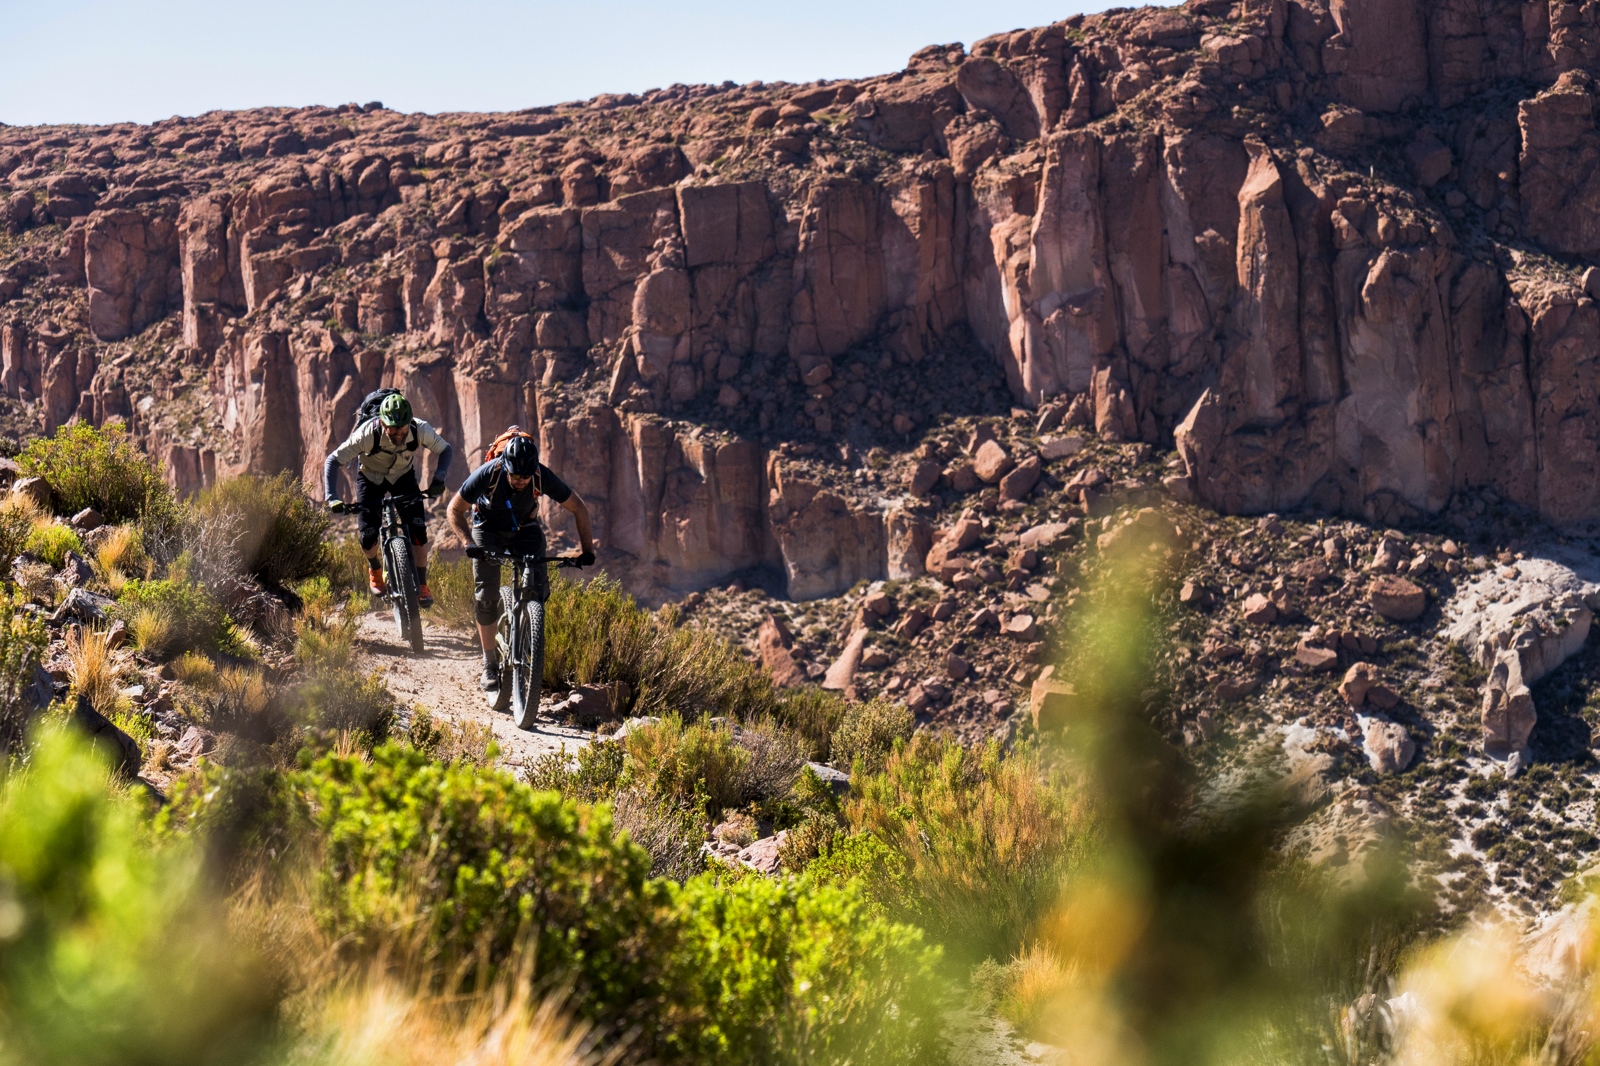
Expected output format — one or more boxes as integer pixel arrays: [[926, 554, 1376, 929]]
[[459, 458, 572, 533]]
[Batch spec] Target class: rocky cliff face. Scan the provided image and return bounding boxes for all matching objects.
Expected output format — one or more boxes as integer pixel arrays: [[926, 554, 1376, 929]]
[[11, 0, 1600, 597]]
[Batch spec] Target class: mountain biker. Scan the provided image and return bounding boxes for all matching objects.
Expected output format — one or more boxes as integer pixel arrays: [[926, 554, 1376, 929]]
[[446, 432, 595, 692], [324, 391, 453, 608]]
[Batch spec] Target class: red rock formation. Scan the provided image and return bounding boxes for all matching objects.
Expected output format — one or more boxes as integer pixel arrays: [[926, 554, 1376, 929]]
[[12, 1, 1600, 595]]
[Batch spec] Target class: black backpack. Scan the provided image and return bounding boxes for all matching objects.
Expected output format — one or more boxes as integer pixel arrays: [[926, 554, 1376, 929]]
[[354, 388, 418, 453]]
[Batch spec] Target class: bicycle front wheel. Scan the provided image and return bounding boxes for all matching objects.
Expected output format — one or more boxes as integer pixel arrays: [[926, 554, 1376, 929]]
[[388, 536, 424, 654], [510, 599, 545, 731]]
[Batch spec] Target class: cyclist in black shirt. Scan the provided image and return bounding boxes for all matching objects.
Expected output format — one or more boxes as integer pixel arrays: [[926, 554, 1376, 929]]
[[446, 434, 595, 691]]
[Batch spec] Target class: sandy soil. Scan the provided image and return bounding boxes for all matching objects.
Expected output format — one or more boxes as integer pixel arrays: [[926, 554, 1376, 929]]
[[353, 610, 592, 776]]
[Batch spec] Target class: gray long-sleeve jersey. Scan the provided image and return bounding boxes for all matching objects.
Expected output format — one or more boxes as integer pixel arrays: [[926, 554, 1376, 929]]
[[323, 418, 452, 499]]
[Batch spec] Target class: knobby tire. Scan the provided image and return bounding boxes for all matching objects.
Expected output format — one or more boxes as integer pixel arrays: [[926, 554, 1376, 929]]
[[388, 535, 424, 655], [511, 599, 545, 731]]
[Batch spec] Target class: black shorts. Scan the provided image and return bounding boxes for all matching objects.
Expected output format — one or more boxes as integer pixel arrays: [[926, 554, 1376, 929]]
[[355, 470, 427, 551], [471, 524, 546, 626]]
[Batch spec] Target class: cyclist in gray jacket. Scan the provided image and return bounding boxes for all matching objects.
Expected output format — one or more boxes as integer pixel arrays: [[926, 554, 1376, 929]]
[[324, 391, 453, 606]]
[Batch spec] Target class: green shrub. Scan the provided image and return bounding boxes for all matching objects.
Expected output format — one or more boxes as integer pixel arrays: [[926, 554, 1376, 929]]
[[663, 869, 945, 1066], [16, 420, 174, 524], [623, 715, 752, 819], [295, 743, 676, 1037], [427, 555, 477, 629], [543, 573, 773, 721], [844, 737, 1093, 961], [23, 521, 82, 568], [772, 686, 850, 761], [830, 697, 913, 773], [0, 495, 37, 574], [114, 576, 237, 659], [526, 738, 626, 802], [0, 588, 47, 755], [324, 534, 370, 594], [195, 473, 330, 587], [0, 725, 279, 1064], [288, 665, 392, 743]]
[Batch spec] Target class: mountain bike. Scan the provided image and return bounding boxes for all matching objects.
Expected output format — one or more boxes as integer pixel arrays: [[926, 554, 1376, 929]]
[[377, 490, 429, 655], [469, 545, 581, 729]]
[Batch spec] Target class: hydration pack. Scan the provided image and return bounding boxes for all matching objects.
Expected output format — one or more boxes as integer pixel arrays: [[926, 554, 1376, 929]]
[[354, 388, 417, 453], [483, 425, 536, 464]]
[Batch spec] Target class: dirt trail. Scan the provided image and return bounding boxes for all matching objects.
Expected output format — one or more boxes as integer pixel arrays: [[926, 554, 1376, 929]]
[[354, 610, 592, 775]]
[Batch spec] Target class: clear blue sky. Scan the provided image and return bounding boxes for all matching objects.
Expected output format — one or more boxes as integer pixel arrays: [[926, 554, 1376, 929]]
[[0, 1, 1170, 126]]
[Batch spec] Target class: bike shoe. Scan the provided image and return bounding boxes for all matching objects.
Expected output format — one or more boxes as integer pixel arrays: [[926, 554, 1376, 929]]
[[367, 569, 385, 596], [480, 663, 501, 692], [417, 583, 434, 609]]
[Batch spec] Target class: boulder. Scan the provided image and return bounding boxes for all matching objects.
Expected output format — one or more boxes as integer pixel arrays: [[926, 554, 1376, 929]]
[[1242, 593, 1278, 625], [908, 459, 941, 496], [1482, 649, 1536, 757], [1003, 614, 1039, 641], [998, 457, 1041, 501], [1360, 716, 1415, 774], [1038, 435, 1084, 461], [557, 682, 631, 725], [1030, 671, 1079, 732], [70, 507, 104, 531], [1369, 575, 1427, 621], [1295, 639, 1339, 672], [1018, 522, 1071, 551], [12, 476, 50, 511], [52, 587, 115, 625], [945, 652, 971, 681], [737, 830, 789, 875], [758, 614, 805, 688], [822, 628, 869, 691], [803, 761, 851, 796], [71, 694, 141, 778], [973, 440, 1014, 483], [1339, 662, 1380, 708], [58, 551, 93, 588]]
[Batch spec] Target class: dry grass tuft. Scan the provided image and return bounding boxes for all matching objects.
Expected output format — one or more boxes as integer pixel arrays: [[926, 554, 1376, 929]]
[[66, 624, 122, 715], [307, 972, 598, 1066], [213, 666, 270, 728], [128, 606, 175, 659], [171, 650, 219, 690], [94, 524, 149, 594]]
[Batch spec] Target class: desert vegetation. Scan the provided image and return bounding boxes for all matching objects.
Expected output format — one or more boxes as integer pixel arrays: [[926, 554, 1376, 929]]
[[2, 422, 1600, 1066]]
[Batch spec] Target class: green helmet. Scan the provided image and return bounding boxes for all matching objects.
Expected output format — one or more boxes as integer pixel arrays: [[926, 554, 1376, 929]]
[[378, 392, 413, 427]]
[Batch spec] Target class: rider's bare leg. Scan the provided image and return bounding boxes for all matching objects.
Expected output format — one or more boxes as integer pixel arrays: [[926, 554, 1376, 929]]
[[477, 622, 496, 659]]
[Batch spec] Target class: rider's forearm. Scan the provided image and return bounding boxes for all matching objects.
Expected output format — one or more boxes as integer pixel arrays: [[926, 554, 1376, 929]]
[[322, 454, 341, 500], [567, 498, 595, 552], [447, 496, 473, 544], [432, 442, 453, 485]]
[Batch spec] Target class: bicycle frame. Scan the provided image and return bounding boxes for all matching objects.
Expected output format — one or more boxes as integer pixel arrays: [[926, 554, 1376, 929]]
[[475, 547, 579, 726]]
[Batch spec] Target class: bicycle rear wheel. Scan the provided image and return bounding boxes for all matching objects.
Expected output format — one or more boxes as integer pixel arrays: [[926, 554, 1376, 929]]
[[510, 599, 545, 731], [388, 536, 424, 654]]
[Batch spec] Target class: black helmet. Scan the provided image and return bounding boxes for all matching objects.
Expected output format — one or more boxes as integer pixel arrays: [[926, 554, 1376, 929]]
[[501, 435, 539, 477]]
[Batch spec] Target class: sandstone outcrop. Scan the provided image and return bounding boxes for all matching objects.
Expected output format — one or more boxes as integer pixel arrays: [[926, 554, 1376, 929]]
[[14, 1, 1600, 601]]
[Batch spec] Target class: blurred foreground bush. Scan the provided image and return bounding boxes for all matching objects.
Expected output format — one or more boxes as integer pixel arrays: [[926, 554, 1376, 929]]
[[0, 726, 279, 1065]]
